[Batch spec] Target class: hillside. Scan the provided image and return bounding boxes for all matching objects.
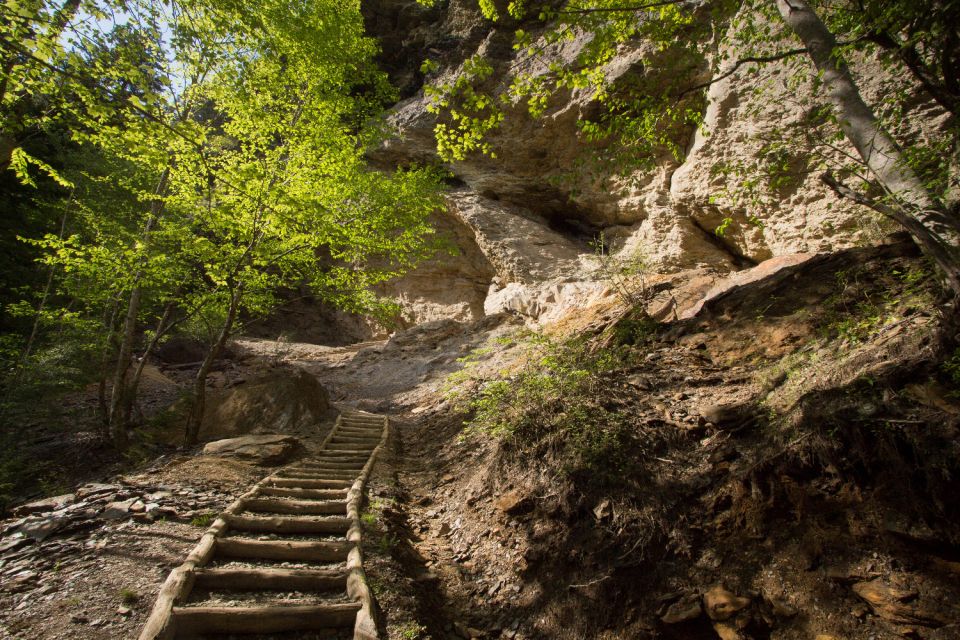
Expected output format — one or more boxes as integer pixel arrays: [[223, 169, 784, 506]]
[[1, 1, 959, 639]]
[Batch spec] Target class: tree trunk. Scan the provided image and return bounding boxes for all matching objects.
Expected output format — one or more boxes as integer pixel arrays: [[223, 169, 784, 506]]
[[107, 168, 170, 449], [20, 211, 68, 366], [108, 285, 141, 449], [184, 286, 243, 446], [116, 300, 175, 430], [97, 301, 120, 433], [774, 0, 960, 294]]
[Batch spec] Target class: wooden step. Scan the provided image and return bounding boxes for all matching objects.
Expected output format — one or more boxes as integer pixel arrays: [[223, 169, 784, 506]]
[[286, 465, 365, 474], [277, 469, 358, 478], [257, 486, 348, 500], [278, 467, 359, 477], [215, 538, 351, 563], [337, 425, 382, 433], [238, 499, 347, 516], [331, 436, 380, 444], [225, 514, 350, 534], [334, 433, 380, 441], [325, 443, 375, 452], [171, 602, 360, 635], [312, 450, 371, 458], [266, 478, 352, 489], [297, 459, 366, 468], [273, 474, 358, 485], [192, 567, 347, 591], [307, 457, 368, 466], [286, 469, 363, 477]]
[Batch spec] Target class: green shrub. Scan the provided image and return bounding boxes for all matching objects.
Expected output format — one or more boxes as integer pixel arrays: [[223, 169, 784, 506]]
[[465, 333, 641, 485]]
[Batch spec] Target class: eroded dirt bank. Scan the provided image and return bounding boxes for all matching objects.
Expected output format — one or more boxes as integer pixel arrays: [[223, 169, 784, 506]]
[[320, 241, 960, 640]]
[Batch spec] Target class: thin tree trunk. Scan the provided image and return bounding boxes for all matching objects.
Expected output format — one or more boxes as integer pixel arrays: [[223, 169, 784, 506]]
[[108, 286, 141, 449], [119, 300, 175, 428], [184, 285, 243, 446], [0, 134, 15, 173], [774, 0, 960, 294], [97, 301, 120, 432], [20, 209, 68, 365], [108, 168, 170, 449]]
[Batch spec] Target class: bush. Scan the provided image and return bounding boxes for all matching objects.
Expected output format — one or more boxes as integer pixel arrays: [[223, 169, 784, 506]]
[[465, 333, 642, 485]]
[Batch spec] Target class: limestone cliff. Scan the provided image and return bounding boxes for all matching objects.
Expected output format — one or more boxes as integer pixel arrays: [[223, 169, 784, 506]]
[[361, 0, 951, 327]]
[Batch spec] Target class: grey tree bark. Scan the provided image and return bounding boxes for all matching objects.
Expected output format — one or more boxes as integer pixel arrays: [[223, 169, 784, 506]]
[[107, 168, 170, 449], [774, 0, 960, 294], [184, 285, 243, 446]]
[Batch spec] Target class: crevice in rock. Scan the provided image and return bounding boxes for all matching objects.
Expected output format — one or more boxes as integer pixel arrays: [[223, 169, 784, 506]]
[[689, 215, 759, 270]]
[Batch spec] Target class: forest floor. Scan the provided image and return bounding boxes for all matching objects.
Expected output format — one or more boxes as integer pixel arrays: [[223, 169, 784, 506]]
[[2, 238, 960, 639]]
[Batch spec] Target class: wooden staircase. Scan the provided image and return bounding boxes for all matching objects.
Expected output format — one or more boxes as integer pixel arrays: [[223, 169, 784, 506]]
[[138, 410, 388, 639]]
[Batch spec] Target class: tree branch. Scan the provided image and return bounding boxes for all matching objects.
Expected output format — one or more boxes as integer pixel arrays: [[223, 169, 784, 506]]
[[557, 0, 685, 15], [678, 48, 808, 99], [820, 171, 903, 221]]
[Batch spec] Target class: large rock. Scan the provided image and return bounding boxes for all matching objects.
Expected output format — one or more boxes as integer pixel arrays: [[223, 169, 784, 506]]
[[378, 206, 496, 325], [200, 368, 332, 440], [202, 434, 304, 466]]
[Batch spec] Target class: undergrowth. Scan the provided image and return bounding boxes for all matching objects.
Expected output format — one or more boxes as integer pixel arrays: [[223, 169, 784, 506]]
[[817, 263, 936, 345], [457, 324, 658, 488]]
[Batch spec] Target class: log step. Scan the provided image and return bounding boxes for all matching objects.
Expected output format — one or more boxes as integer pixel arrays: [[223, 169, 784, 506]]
[[266, 478, 352, 489], [233, 500, 347, 517], [171, 602, 360, 635], [312, 450, 371, 458], [337, 426, 382, 433], [278, 467, 359, 476], [225, 513, 350, 534], [325, 443, 375, 452], [273, 476, 358, 486], [291, 465, 364, 474], [286, 468, 363, 476], [192, 567, 347, 591], [256, 486, 347, 500], [284, 466, 364, 475], [307, 457, 368, 465], [215, 538, 351, 563], [330, 436, 380, 444], [296, 460, 366, 468]]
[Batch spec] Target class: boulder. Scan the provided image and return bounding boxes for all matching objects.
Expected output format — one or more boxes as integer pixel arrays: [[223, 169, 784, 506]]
[[200, 368, 331, 440], [703, 585, 751, 621], [202, 434, 304, 466], [101, 498, 138, 520]]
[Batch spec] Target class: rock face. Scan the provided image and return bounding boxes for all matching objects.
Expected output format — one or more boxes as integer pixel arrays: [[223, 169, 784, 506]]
[[354, 0, 950, 329], [378, 207, 496, 325], [199, 368, 332, 441], [202, 434, 304, 466]]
